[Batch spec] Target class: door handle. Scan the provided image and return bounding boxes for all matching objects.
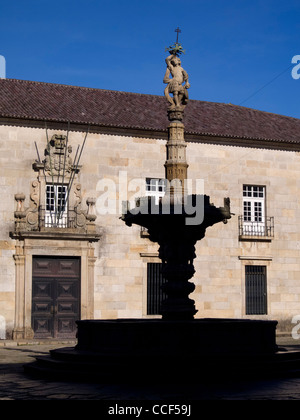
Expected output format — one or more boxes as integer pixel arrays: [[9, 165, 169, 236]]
[[50, 305, 58, 315]]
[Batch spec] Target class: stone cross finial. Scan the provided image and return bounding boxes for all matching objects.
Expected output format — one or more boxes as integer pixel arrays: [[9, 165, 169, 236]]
[[175, 27, 181, 43]]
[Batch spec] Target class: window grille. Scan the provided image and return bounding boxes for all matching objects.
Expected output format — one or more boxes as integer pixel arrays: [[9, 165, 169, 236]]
[[245, 265, 267, 315], [147, 263, 167, 315]]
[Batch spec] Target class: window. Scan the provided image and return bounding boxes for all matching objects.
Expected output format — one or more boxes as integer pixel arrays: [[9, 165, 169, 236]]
[[140, 179, 166, 237], [147, 263, 167, 315], [45, 184, 68, 227], [245, 265, 267, 315], [145, 178, 166, 205], [242, 185, 266, 235]]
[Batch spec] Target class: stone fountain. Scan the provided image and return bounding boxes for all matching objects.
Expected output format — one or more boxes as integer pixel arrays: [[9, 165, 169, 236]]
[[122, 41, 232, 321], [26, 36, 284, 383]]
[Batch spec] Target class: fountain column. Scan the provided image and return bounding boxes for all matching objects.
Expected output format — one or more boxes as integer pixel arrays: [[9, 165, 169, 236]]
[[123, 35, 231, 320], [159, 38, 197, 319]]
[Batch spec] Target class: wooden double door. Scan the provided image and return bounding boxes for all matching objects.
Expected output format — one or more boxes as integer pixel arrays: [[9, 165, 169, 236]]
[[32, 257, 80, 339]]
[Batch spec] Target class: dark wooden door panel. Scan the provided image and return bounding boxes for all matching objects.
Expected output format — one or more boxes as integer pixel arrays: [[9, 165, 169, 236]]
[[56, 318, 78, 337], [32, 259, 54, 277], [56, 278, 79, 338], [32, 257, 80, 339], [32, 279, 53, 338], [32, 280, 52, 299], [32, 318, 53, 338], [57, 280, 79, 299], [57, 301, 78, 313], [57, 259, 80, 277]]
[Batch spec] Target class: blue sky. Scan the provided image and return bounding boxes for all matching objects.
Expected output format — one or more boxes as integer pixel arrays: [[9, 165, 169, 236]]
[[1, 0, 300, 118]]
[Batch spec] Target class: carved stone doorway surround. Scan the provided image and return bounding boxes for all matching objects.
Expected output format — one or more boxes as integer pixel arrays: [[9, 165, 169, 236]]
[[10, 132, 100, 339], [12, 235, 98, 340]]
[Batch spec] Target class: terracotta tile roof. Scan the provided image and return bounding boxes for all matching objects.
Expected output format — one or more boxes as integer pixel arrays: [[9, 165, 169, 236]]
[[0, 78, 300, 144]]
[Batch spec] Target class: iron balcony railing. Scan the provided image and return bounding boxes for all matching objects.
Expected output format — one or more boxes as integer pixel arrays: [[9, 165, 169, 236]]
[[238, 216, 274, 238], [39, 206, 76, 229]]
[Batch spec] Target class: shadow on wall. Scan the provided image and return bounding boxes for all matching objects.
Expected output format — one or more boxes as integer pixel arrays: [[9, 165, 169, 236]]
[[0, 316, 6, 339]]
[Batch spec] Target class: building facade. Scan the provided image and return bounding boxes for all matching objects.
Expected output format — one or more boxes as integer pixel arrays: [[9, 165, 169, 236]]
[[1, 78, 300, 339]]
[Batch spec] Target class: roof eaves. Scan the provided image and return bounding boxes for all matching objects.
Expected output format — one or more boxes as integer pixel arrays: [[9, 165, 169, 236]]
[[184, 129, 300, 144], [0, 112, 169, 134]]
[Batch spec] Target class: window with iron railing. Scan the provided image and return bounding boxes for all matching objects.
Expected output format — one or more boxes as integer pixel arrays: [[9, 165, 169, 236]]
[[240, 185, 274, 239], [44, 184, 69, 228], [243, 185, 265, 229], [239, 216, 274, 238]]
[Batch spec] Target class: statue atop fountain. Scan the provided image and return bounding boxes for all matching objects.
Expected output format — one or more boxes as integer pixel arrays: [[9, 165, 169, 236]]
[[163, 28, 190, 121], [163, 54, 190, 112]]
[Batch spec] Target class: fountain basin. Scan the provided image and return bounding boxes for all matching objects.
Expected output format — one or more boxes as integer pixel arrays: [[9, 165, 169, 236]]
[[76, 318, 278, 355], [25, 318, 283, 383]]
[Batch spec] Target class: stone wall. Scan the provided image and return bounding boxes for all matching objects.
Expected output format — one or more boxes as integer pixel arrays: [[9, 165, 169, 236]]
[[188, 144, 300, 330], [1, 124, 300, 336]]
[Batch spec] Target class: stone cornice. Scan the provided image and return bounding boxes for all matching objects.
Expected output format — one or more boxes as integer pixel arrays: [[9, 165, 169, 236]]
[[9, 230, 101, 242]]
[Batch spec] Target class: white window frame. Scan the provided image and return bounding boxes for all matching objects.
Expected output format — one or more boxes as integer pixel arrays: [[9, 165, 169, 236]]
[[45, 184, 68, 228], [243, 185, 266, 235], [145, 178, 166, 205]]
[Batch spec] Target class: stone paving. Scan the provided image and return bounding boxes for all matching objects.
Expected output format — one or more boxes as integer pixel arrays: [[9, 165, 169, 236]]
[[1, 337, 300, 400]]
